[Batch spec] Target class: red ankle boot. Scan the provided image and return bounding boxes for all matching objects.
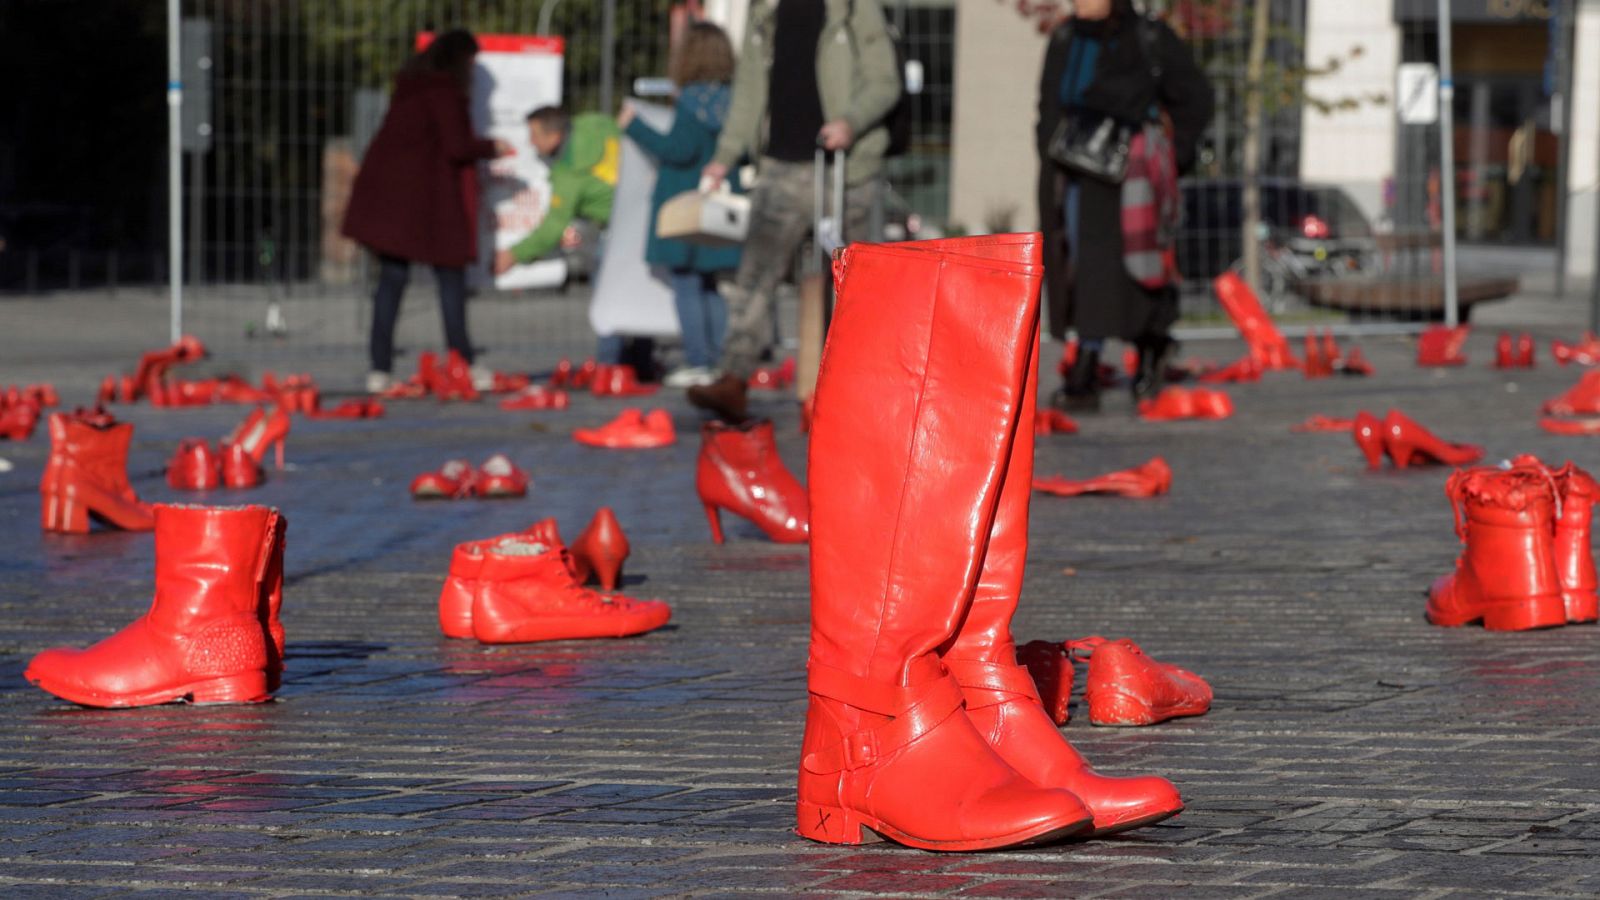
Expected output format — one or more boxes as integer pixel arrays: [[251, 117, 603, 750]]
[[167, 439, 224, 490], [1428, 464, 1567, 630], [471, 538, 670, 643], [1032, 457, 1172, 498], [573, 409, 676, 448], [1071, 637, 1212, 726], [225, 405, 291, 470], [570, 507, 629, 591], [1382, 410, 1483, 469], [1546, 460, 1599, 623], [438, 520, 566, 638], [25, 504, 283, 706], [40, 411, 154, 533], [1352, 410, 1385, 469], [1417, 324, 1470, 366], [697, 419, 808, 544]]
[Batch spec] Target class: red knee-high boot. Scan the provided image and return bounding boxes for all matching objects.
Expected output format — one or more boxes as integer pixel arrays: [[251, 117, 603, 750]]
[[798, 235, 1093, 852]]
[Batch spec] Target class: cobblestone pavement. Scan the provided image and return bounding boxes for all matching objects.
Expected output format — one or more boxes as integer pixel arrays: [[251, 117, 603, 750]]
[[4, 313, 1600, 897]]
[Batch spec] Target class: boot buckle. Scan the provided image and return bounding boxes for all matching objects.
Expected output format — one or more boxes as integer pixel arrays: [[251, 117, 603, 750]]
[[842, 732, 879, 770]]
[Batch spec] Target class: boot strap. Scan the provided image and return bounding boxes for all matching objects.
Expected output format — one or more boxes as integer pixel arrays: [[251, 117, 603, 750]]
[[803, 664, 964, 775], [943, 658, 1042, 709]]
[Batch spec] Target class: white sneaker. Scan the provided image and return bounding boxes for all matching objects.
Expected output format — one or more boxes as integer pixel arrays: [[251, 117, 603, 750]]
[[366, 371, 393, 394], [470, 365, 496, 392], [664, 366, 717, 388]]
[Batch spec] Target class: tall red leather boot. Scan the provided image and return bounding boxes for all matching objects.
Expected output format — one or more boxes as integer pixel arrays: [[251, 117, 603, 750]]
[[1213, 272, 1296, 369], [40, 411, 154, 533], [929, 240, 1182, 836], [25, 504, 282, 706], [1427, 464, 1566, 631], [800, 236, 1093, 851], [570, 507, 629, 591], [697, 420, 809, 544]]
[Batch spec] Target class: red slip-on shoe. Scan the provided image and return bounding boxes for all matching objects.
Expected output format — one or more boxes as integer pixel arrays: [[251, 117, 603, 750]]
[[573, 409, 676, 449], [1070, 637, 1212, 727], [166, 439, 224, 491], [411, 459, 475, 500], [1015, 639, 1075, 726], [500, 386, 571, 411], [1382, 410, 1483, 469], [1417, 324, 1470, 366], [471, 539, 671, 644], [1034, 409, 1079, 435], [473, 454, 529, 499], [1541, 370, 1600, 416], [1292, 415, 1355, 433], [224, 405, 291, 470], [1552, 332, 1600, 367], [1033, 457, 1172, 498]]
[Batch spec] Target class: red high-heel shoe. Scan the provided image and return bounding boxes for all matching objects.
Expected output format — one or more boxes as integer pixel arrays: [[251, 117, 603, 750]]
[[167, 439, 223, 490], [0, 399, 39, 441], [472, 454, 529, 499], [1338, 345, 1374, 376], [1034, 409, 1079, 435], [1070, 637, 1213, 727], [224, 405, 291, 469], [1542, 370, 1600, 416], [436, 351, 480, 402], [1032, 457, 1172, 498], [1321, 329, 1340, 368], [573, 409, 675, 448], [39, 410, 154, 533], [411, 459, 475, 500], [569, 507, 629, 591], [1417, 324, 1470, 366], [221, 442, 263, 489], [1351, 410, 1385, 469], [1494, 332, 1516, 369], [697, 419, 808, 544], [1382, 410, 1483, 469], [1302, 329, 1330, 379]]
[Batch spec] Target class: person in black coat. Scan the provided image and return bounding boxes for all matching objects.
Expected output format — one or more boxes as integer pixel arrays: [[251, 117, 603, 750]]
[[1035, 0, 1212, 411]]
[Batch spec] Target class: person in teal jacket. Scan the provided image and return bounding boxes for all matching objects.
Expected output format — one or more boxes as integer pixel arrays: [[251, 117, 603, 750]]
[[618, 22, 741, 387], [493, 108, 621, 272]]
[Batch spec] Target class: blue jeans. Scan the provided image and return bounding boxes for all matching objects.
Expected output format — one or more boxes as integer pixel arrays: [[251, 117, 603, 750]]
[[369, 254, 471, 373], [669, 270, 728, 369]]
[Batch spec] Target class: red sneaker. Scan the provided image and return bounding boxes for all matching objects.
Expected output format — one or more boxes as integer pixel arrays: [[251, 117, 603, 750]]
[[573, 409, 676, 449]]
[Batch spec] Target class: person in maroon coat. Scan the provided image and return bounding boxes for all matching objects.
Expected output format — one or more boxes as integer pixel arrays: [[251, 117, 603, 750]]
[[342, 29, 509, 393]]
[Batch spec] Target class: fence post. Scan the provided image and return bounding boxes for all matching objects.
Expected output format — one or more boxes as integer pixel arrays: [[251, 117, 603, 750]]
[[167, 0, 184, 342], [1436, 0, 1459, 327]]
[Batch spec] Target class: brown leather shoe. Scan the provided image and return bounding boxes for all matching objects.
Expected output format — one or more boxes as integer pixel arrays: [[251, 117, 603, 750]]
[[686, 374, 748, 423]]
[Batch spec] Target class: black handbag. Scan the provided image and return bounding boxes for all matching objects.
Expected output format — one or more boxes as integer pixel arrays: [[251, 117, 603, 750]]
[[1046, 16, 1161, 185]]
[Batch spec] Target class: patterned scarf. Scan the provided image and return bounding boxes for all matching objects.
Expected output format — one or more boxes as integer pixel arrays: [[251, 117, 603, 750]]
[[1121, 122, 1179, 289]]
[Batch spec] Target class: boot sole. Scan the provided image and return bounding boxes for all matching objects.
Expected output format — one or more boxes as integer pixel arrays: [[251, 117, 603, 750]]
[[1084, 803, 1184, 838], [796, 801, 1094, 852], [24, 670, 271, 708]]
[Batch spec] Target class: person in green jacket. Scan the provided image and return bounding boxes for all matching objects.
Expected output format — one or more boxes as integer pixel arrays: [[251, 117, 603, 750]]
[[493, 107, 621, 274]]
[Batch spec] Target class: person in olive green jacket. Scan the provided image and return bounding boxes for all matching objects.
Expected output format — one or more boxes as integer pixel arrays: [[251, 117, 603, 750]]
[[687, 0, 901, 423], [493, 107, 622, 273]]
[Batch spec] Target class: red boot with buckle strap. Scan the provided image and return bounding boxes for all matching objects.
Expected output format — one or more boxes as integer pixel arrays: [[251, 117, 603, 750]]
[[40, 410, 155, 533], [25, 504, 284, 707], [799, 235, 1094, 851], [1427, 463, 1567, 631]]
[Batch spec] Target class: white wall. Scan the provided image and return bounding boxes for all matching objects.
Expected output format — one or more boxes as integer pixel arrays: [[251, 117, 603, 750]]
[[948, 2, 1048, 232], [1565, 0, 1600, 278], [1299, 0, 1401, 221]]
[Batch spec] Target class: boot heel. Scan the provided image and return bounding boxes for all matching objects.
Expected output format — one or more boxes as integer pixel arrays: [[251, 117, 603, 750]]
[[704, 502, 725, 545], [273, 439, 285, 471], [1566, 590, 1600, 623], [41, 493, 89, 533], [795, 800, 872, 844], [595, 558, 624, 592], [1483, 596, 1567, 632], [1388, 441, 1415, 469], [188, 671, 271, 704]]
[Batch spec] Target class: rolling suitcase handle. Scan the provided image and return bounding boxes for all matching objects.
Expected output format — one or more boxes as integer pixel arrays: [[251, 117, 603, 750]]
[[814, 147, 846, 331]]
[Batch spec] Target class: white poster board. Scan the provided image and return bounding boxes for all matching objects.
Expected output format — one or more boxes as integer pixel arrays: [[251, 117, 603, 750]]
[[590, 100, 680, 338], [424, 33, 569, 290]]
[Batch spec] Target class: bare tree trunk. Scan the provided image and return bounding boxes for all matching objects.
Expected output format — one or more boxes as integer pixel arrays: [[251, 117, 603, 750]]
[[1241, 0, 1270, 294]]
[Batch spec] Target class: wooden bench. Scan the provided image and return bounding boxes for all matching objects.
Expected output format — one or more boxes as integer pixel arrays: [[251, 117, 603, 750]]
[[1298, 275, 1520, 322]]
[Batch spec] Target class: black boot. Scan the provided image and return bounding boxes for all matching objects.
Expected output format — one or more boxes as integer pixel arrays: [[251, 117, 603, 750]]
[[1132, 335, 1176, 402], [1052, 347, 1101, 413]]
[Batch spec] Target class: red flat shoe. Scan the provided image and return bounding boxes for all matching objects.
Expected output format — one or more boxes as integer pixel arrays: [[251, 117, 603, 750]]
[[1542, 370, 1600, 416], [1032, 457, 1172, 498], [570, 507, 629, 591], [590, 365, 658, 397], [166, 439, 223, 490], [500, 386, 570, 411], [25, 504, 282, 707], [1351, 410, 1386, 469], [1070, 637, 1212, 727], [224, 405, 291, 470], [473, 454, 529, 499], [697, 419, 808, 544], [1428, 463, 1567, 631], [1552, 332, 1600, 366], [572, 409, 676, 449], [1196, 355, 1262, 384], [220, 442, 263, 489], [1417, 324, 1470, 366], [411, 459, 475, 500], [471, 539, 671, 644], [1291, 415, 1354, 433], [1338, 345, 1375, 376], [1034, 409, 1078, 435], [1382, 410, 1482, 468], [1540, 416, 1600, 435]]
